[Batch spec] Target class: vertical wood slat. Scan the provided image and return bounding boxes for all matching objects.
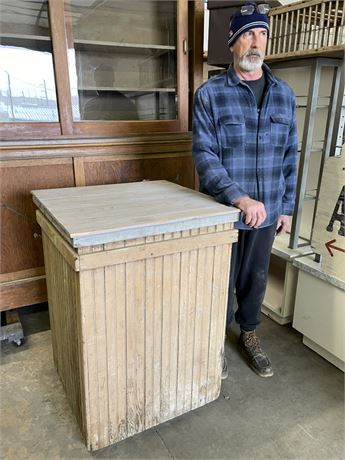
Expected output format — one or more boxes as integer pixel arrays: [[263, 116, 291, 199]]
[[301, 7, 307, 50], [104, 265, 117, 444], [126, 258, 146, 436], [275, 13, 281, 54], [114, 261, 127, 440], [306, 6, 313, 49], [206, 245, 223, 403], [312, 4, 319, 48], [333, 0, 338, 45], [198, 245, 215, 406], [176, 248, 190, 416], [337, 0, 345, 44], [152, 236, 163, 426], [191, 245, 206, 409], [319, 2, 326, 48], [94, 267, 109, 445], [324, 1, 333, 46], [160, 252, 173, 421], [283, 11, 289, 53], [288, 11, 294, 52], [170, 253, 181, 415], [294, 9, 301, 52], [143, 235, 155, 429], [277, 14, 284, 54]]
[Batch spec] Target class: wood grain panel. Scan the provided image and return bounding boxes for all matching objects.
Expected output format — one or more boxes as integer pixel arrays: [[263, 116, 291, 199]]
[[82, 155, 194, 188], [0, 159, 74, 274]]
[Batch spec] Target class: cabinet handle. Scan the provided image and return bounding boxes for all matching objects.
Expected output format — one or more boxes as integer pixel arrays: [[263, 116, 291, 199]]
[[183, 39, 187, 55]]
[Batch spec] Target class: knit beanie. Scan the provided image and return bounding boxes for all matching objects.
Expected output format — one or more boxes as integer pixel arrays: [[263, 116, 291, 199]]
[[227, 3, 270, 47]]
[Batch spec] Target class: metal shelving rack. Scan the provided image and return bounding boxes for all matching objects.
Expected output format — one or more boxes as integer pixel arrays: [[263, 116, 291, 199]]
[[270, 58, 344, 250]]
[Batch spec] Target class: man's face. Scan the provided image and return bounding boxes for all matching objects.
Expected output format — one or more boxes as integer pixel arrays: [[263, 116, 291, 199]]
[[230, 28, 268, 72]]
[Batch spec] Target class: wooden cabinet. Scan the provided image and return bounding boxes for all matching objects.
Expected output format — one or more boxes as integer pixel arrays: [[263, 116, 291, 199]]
[[0, 0, 203, 311], [0, 0, 192, 139]]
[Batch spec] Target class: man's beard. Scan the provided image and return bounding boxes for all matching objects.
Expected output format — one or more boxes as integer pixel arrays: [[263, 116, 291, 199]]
[[239, 49, 264, 72]]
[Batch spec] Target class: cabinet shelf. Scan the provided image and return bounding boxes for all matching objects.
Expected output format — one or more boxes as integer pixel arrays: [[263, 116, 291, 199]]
[[0, 33, 52, 51], [78, 86, 176, 93], [74, 39, 176, 55], [0, 33, 50, 42], [0, 34, 176, 51]]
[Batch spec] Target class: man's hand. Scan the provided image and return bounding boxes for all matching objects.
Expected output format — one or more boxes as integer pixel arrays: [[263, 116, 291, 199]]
[[233, 196, 267, 228], [276, 215, 291, 235]]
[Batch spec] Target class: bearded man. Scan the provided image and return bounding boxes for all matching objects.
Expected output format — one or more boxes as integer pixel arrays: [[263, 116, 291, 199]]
[[192, 2, 298, 379]]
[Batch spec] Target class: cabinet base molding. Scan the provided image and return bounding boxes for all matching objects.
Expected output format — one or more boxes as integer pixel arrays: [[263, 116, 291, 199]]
[[303, 337, 345, 372], [261, 305, 292, 325], [0, 276, 47, 311]]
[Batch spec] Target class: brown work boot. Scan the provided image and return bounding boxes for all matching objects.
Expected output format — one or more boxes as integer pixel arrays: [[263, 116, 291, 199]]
[[239, 330, 274, 378]]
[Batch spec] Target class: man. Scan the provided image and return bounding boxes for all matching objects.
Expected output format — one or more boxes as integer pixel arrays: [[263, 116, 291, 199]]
[[192, 2, 297, 378]]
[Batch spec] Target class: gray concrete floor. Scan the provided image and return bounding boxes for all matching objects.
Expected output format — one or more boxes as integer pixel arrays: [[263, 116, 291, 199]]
[[0, 307, 344, 460]]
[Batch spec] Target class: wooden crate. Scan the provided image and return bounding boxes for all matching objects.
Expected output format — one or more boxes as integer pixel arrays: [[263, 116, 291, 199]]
[[32, 180, 239, 451], [267, 0, 345, 59]]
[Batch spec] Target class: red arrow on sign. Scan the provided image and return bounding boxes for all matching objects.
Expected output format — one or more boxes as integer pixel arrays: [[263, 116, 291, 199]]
[[325, 239, 345, 257]]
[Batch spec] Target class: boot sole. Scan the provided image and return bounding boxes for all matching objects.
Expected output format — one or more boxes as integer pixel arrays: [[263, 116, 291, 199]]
[[238, 344, 274, 378]]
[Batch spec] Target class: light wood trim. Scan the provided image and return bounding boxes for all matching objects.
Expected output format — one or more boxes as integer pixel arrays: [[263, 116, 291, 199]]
[[36, 210, 79, 271], [0, 133, 191, 151], [78, 230, 237, 271], [0, 123, 61, 140], [270, 0, 330, 16], [266, 44, 345, 62], [72, 121, 183, 136], [73, 157, 86, 186], [49, 0, 73, 135], [0, 158, 73, 168], [177, 0, 189, 132], [80, 152, 191, 163], [0, 267, 45, 284], [0, 139, 192, 161]]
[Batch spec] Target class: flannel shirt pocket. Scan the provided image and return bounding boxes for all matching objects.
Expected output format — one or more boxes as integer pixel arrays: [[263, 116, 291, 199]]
[[270, 114, 290, 147], [219, 114, 245, 152]]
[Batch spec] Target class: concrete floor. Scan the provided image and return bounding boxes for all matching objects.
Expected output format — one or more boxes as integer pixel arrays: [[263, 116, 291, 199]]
[[1, 306, 344, 460]]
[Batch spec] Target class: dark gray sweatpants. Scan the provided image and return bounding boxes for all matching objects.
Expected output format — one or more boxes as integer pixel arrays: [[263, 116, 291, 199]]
[[226, 222, 277, 332]]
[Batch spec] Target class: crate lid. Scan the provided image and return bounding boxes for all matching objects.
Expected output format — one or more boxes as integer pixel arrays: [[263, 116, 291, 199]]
[[32, 180, 240, 247]]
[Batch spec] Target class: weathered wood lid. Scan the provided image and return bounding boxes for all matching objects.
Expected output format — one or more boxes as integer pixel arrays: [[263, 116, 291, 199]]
[[32, 180, 240, 247]]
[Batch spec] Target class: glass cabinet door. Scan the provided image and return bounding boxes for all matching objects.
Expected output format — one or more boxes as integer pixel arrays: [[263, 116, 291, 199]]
[[0, 0, 59, 123], [65, 0, 179, 122]]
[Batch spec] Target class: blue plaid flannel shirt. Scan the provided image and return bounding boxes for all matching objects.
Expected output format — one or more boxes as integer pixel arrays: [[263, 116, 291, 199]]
[[192, 63, 298, 230]]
